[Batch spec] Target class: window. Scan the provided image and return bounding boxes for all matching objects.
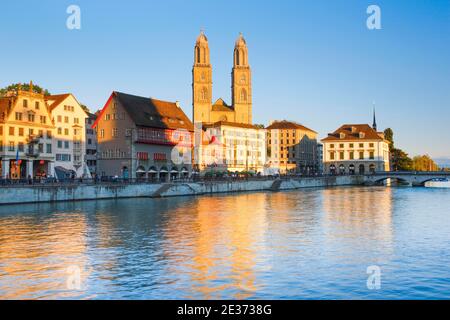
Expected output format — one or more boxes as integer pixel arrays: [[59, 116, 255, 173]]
[[88, 138, 92, 145], [349, 143, 354, 148], [0, 127, 2, 136], [18, 128, 24, 136], [47, 130, 52, 139], [46, 144, 52, 153], [64, 116, 69, 123], [9, 127, 14, 136], [359, 143, 364, 148], [9, 142, 14, 151], [339, 143, 344, 148], [330, 144, 334, 148], [40, 116, 46, 124], [64, 128, 69, 136], [57, 141, 63, 148], [35, 101, 40, 109], [359, 151, 364, 159], [340, 152, 344, 160], [29, 129, 34, 135], [105, 114, 111, 121], [23, 99, 28, 108], [349, 151, 354, 160], [15, 112, 22, 121], [74, 117, 79, 124], [28, 114, 35, 122], [64, 141, 69, 149], [38, 143, 44, 153], [38, 130, 43, 138], [369, 143, 374, 148], [57, 115, 62, 123], [330, 152, 335, 160], [369, 151, 375, 160], [57, 128, 62, 135], [18, 142, 24, 152], [100, 129, 105, 138], [56, 154, 71, 161], [112, 128, 118, 137]]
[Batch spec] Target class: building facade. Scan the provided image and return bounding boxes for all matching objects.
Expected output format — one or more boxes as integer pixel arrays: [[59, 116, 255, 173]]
[[0, 83, 55, 179], [317, 143, 324, 174], [85, 113, 97, 175], [94, 91, 194, 180], [266, 120, 318, 174], [46, 94, 89, 178], [198, 122, 266, 174], [192, 31, 252, 125], [321, 124, 390, 174]]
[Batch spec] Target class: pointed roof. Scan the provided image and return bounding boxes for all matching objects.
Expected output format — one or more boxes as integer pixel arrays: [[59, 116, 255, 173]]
[[212, 98, 234, 112], [45, 94, 71, 111], [235, 32, 247, 47], [93, 91, 193, 131], [196, 30, 208, 45]]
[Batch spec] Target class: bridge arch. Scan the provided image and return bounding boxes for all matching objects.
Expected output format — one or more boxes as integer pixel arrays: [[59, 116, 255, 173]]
[[372, 176, 410, 185]]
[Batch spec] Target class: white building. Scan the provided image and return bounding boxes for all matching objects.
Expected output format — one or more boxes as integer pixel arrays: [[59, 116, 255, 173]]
[[198, 121, 266, 175], [46, 94, 89, 178], [321, 124, 390, 175]]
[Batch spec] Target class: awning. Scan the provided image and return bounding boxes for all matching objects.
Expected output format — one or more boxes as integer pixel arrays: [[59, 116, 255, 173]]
[[136, 169, 146, 173], [160, 169, 168, 173], [148, 169, 158, 173], [170, 170, 179, 173], [181, 169, 189, 173]]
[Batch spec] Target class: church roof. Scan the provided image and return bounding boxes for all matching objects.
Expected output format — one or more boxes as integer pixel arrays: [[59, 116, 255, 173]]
[[196, 31, 208, 45], [235, 33, 247, 47], [211, 98, 234, 112], [94, 91, 193, 131]]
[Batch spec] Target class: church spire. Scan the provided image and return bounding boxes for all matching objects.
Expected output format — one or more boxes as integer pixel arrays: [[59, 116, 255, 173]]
[[372, 103, 377, 131]]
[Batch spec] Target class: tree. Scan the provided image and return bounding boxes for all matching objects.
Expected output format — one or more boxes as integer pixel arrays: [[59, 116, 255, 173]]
[[0, 82, 51, 97], [383, 128, 394, 151], [412, 154, 439, 171], [391, 148, 413, 171]]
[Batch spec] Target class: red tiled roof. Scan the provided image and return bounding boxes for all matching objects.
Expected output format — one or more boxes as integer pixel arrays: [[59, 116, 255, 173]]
[[266, 120, 317, 133], [321, 124, 384, 142]]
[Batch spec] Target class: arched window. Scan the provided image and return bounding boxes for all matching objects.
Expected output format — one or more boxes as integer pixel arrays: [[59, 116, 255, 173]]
[[196, 47, 201, 64], [240, 88, 247, 102], [201, 87, 208, 101], [235, 50, 240, 66]]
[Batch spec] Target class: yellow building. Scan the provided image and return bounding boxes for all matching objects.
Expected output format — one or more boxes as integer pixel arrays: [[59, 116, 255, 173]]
[[266, 120, 318, 174], [192, 31, 252, 125], [0, 83, 55, 179]]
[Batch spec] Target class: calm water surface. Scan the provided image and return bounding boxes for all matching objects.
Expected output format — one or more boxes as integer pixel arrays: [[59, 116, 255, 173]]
[[0, 186, 450, 299]]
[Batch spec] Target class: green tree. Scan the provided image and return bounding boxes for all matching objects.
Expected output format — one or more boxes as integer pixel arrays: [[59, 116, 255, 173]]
[[80, 104, 90, 114], [391, 148, 413, 171], [0, 82, 51, 97], [383, 128, 394, 151]]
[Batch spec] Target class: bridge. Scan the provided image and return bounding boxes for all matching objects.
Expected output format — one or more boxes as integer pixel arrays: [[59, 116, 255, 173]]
[[364, 171, 450, 186]]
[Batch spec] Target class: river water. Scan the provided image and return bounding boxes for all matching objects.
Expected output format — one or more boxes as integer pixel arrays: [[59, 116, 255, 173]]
[[0, 186, 449, 299]]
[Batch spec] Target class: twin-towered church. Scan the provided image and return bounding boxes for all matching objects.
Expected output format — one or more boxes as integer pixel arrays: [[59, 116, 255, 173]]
[[192, 31, 253, 125]]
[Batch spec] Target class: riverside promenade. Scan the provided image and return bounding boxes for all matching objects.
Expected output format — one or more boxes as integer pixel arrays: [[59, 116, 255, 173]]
[[0, 175, 365, 205]]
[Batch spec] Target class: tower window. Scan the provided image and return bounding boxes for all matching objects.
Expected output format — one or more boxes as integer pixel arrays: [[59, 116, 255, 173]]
[[240, 88, 247, 102], [201, 87, 208, 101]]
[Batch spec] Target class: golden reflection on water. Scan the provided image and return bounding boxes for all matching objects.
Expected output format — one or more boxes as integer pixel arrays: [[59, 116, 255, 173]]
[[162, 193, 269, 299], [0, 187, 396, 299], [0, 213, 90, 299]]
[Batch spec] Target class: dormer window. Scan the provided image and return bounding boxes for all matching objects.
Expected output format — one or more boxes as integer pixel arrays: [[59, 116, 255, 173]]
[[351, 126, 357, 133], [340, 132, 346, 139], [359, 132, 365, 138]]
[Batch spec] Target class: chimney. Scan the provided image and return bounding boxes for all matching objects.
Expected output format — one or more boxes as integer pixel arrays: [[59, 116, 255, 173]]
[[175, 100, 180, 108]]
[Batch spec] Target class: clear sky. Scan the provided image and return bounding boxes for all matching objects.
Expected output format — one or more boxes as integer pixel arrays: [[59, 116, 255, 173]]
[[1, 0, 449, 158]]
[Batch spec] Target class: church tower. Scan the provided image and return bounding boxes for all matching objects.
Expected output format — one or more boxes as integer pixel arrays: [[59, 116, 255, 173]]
[[192, 31, 212, 124], [232, 33, 252, 124]]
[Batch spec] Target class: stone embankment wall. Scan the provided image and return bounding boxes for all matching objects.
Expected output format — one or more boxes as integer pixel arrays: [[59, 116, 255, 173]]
[[0, 175, 365, 205]]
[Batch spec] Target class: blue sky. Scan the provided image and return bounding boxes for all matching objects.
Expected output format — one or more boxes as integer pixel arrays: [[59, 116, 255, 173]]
[[1, 0, 449, 158]]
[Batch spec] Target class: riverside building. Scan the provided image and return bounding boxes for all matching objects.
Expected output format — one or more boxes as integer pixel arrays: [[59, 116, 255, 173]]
[[94, 91, 194, 180], [266, 120, 318, 174], [321, 121, 390, 174]]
